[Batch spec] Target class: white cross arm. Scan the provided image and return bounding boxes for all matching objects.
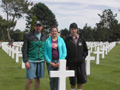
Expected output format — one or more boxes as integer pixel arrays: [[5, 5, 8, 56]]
[[50, 60, 75, 90], [50, 70, 74, 78]]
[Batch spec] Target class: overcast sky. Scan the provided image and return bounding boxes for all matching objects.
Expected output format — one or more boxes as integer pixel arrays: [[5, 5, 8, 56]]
[[0, 0, 120, 31]]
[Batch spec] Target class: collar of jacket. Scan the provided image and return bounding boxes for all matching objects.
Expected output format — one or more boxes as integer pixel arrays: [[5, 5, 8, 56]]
[[49, 35, 59, 40], [32, 30, 45, 37], [69, 34, 81, 39]]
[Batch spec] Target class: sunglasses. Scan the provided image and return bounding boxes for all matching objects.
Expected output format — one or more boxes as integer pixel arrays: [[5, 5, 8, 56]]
[[35, 24, 41, 27]]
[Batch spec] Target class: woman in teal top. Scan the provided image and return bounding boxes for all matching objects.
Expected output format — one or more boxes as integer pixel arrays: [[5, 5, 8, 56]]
[[44, 26, 67, 90]]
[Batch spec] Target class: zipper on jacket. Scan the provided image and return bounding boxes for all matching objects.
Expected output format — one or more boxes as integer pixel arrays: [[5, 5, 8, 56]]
[[76, 43, 78, 62], [77, 38, 82, 62], [70, 37, 81, 63], [38, 40, 40, 59], [70, 39, 78, 61], [38, 34, 42, 59], [38, 34, 43, 59]]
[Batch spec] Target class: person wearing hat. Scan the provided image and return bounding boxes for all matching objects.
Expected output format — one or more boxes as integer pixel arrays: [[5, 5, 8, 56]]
[[22, 21, 47, 90], [65, 22, 88, 90]]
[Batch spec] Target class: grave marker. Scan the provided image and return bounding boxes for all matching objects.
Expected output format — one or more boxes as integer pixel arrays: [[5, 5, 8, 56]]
[[50, 60, 75, 90]]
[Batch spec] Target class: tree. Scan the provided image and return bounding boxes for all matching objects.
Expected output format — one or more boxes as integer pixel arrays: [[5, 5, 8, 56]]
[[10, 29, 24, 41], [0, 15, 15, 41], [12, 32, 23, 41], [82, 24, 95, 41], [30, 15, 37, 32], [26, 2, 58, 33], [96, 9, 118, 41], [109, 23, 120, 41], [1, 0, 31, 41], [60, 28, 70, 40], [0, 16, 7, 40]]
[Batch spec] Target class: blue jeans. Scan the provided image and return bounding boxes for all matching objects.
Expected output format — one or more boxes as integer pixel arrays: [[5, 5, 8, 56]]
[[26, 61, 45, 79], [47, 60, 59, 90]]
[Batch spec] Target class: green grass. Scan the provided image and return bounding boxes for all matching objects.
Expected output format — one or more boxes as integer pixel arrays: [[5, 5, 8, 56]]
[[0, 45, 120, 90], [83, 45, 120, 90]]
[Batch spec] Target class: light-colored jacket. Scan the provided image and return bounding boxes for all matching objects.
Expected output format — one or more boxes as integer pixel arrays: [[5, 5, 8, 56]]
[[44, 36, 67, 63]]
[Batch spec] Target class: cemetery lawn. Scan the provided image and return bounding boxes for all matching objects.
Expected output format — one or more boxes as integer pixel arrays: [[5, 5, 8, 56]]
[[0, 45, 120, 90]]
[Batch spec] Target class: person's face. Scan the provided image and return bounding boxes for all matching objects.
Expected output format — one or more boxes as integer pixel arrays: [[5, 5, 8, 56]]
[[34, 24, 43, 33], [70, 28, 78, 36], [51, 28, 58, 37]]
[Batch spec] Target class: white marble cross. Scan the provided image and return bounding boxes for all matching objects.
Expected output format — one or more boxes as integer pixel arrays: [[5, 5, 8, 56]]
[[12, 46, 15, 59], [94, 43, 98, 51], [100, 45, 105, 59], [85, 50, 95, 75], [107, 43, 111, 53], [93, 47, 103, 64], [8, 45, 12, 56], [15, 47, 22, 63], [90, 44, 94, 53], [50, 60, 75, 90], [105, 43, 108, 55], [22, 60, 25, 69]]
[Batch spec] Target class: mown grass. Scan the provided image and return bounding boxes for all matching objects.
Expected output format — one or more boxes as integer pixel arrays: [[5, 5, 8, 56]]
[[83, 45, 120, 90], [0, 45, 120, 90]]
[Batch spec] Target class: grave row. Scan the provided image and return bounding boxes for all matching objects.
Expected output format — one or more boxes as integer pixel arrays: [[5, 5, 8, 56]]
[[1, 41, 116, 75], [50, 41, 116, 90], [0, 41, 116, 90], [86, 41, 116, 75], [1, 42, 25, 68]]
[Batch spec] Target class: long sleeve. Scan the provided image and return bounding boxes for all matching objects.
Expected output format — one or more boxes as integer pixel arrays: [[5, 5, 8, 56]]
[[64, 38, 69, 67], [22, 35, 29, 63], [44, 39, 51, 63], [60, 39, 67, 59], [83, 39, 88, 58]]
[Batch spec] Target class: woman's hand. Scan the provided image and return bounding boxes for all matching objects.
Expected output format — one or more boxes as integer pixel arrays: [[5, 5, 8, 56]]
[[55, 63, 59, 68], [66, 66, 69, 70], [51, 63, 59, 68], [51, 63, 56, 68]]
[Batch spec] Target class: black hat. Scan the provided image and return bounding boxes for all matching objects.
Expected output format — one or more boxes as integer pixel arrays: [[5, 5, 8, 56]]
[[35, 21, 42, 26], [69, 22, 78, 29]]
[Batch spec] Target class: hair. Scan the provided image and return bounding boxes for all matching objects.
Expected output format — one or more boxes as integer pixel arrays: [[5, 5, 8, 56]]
[[50, 26, 58, 32], [69, 22, 78, 30]]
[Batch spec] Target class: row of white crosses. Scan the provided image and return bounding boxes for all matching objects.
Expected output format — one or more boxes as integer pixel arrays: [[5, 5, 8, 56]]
[[94, 42, 116, 64], [50, 42, 116, 90], [11, 42, 25, 68], [85, 41, 116, 75], [1, 42, 25, 69], [1, 41, 116, 90], [1, 42, 74, 90]]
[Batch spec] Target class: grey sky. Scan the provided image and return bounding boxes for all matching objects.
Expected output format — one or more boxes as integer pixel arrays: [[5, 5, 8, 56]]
[[0, 0, 120, 31]]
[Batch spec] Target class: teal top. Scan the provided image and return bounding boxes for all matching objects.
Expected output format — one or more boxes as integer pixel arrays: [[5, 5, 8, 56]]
[[44, 36, 67, 63], [36, 33, 41, 40]]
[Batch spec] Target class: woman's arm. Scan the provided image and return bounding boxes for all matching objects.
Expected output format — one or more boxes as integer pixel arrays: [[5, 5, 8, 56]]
[[61, 39, 67, 59], [44, 40, 51, 63]]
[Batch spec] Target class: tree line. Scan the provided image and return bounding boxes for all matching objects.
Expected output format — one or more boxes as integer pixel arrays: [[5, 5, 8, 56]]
[[61, 9, 120, 42], [0, 0, 120, 42]]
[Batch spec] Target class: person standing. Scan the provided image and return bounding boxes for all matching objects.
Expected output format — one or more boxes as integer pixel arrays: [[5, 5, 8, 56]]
[[65, 22, 88, 90], [44, 26, 67, 90], [22, 21, 47, 90]]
